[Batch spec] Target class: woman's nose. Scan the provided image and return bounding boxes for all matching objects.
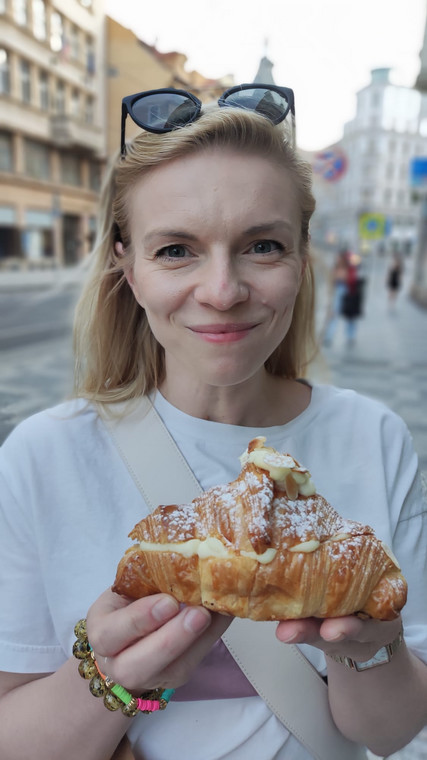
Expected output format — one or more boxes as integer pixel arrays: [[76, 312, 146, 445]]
[[194, 256, 249, 310]]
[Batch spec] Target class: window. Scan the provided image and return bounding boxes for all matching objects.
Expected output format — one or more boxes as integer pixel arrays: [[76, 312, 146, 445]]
[[70, 25, 80, 61], [39, 70, 49, 110], [0, 49, 10, 95], [371, 91, 381, 108], [55, 80, 65, 113], [84, 95, 94, 124], [0, 131, 13, 171], [13, 0, 27, 25], [20, 59, 31, 103], [61, 153, 81, 186], [24, 138, 50, 179], [32, 0, 46, 41], [0, 0, 6, 13], [50, 11, 63, 53], [386, 163, 394, 180], [86, 35, 95, 75], [71, 88, 80, 118], [89, 161, 100, 191]]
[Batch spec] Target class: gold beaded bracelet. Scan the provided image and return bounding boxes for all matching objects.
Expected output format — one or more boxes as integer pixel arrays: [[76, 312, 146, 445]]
[[73, 619, 175, 717]]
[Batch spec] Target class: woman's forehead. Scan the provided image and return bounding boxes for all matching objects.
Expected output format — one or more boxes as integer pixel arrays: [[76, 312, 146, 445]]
[[128, 149, 300, 232]]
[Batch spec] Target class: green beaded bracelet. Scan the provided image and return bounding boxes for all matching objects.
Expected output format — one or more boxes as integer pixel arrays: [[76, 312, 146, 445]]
[[72, 618, 175, 717]]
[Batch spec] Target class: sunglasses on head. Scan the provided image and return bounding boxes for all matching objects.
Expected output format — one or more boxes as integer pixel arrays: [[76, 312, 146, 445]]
[[120, 83, 295, 157]]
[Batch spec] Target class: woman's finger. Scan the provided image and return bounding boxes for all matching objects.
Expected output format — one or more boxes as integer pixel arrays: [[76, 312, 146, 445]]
[[275, 617, 322, 644], [87, 588, 181, 654], [114, 610, 232, 690]]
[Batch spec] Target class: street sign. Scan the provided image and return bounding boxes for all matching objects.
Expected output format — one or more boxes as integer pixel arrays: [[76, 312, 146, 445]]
[[410, 157, 427, 188], [312, 148, 347, 181], [359, 213, 388, 240]]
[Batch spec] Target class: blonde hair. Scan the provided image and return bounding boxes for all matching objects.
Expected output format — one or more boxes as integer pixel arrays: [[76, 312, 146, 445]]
[[73, 106, 317, 403]]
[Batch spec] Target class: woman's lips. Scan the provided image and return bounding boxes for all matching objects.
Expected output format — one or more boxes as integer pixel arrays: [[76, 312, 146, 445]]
[[189, 323, 258, 343]]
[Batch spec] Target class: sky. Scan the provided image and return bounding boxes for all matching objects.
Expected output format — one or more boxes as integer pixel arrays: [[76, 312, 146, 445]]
[[105, 0, 427, 152]]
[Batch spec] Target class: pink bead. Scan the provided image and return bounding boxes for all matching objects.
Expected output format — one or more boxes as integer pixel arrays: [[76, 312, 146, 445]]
[[137, 698, 160, 712]]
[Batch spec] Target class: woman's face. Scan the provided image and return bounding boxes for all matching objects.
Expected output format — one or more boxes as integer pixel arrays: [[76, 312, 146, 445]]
[[125, 148, 306, 393]]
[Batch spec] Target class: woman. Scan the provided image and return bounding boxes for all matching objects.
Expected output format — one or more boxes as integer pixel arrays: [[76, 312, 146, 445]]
[[323, 249, 364, 347], [387, 251, 404, 310], [0, 85, 426, 760]]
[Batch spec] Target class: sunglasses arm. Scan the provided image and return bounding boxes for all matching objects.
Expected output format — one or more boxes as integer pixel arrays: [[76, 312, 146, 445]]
[[120, 104, 128, 157]]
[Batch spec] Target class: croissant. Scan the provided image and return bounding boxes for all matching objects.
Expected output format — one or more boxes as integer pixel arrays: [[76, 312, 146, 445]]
[[113, 437, 407, 621]]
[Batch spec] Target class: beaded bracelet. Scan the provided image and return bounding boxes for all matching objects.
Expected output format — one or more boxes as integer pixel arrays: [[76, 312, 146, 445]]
[[72, 618, 175, 717]]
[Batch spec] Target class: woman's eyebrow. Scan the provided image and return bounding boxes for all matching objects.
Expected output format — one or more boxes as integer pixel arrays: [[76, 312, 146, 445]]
[[143, 229, 199, 244], [244, 220, 293, 235]]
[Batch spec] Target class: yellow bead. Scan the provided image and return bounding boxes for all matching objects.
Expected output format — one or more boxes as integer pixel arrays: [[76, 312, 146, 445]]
[[73, 640, 91, 659], [78, 658, 97, 680], [89, 674, 108, 698], [73, 619, 87, 640], [121, 699, 138, 718], [103, 691, 122, 711]]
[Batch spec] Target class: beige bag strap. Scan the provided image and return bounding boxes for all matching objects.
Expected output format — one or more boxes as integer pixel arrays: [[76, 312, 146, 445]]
[[100, 397, 367, 760]]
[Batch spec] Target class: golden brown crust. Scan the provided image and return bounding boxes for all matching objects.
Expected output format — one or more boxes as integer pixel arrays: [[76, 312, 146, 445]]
[[112, 459, 407, 621]]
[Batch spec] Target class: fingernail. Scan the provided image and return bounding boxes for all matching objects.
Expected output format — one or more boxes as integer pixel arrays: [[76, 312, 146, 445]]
[[278, 632, 299, 643], [325, 631, 345, 642], [183, 607, 211, 634], [152, 596, 179, 623]]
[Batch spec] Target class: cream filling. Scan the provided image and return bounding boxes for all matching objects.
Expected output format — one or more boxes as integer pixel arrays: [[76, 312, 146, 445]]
[[289, 539, 320, 553], [138, 537, 277, 564], [138, 533, 365, 562], [240, 438, 316, 497]]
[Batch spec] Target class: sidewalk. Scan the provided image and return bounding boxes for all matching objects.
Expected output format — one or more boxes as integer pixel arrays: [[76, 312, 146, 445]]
[[0, 260, 88, 292], [311, 251, 427, 473]]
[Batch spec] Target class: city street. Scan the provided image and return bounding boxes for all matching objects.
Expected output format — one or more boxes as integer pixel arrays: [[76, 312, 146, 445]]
[[0, 256, 426, 759]]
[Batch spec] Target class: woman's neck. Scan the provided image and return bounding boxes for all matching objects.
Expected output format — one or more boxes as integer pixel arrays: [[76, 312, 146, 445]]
[[158, 373, 311, 427]]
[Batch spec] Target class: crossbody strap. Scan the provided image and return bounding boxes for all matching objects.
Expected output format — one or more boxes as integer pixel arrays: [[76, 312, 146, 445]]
[[99, 397, 367, 760]]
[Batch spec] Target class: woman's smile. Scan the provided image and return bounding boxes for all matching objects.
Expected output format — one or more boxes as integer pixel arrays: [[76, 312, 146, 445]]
[[188, 322, 259, 343]]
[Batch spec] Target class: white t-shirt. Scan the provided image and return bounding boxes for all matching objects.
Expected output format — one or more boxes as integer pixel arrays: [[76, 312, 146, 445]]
[[0, 383, 426, 760]]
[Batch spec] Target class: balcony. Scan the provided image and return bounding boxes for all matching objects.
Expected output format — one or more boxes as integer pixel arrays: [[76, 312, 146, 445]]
[[49, 114, 104, 155]]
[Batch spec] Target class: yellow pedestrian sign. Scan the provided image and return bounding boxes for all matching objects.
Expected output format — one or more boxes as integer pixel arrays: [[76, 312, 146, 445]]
[[359, 213, 387, 240]]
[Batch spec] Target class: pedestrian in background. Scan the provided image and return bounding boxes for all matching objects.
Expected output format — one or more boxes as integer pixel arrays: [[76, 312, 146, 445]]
[[339, 251, 365, 346], [386, 251, 404, 312], [323, 249, 364, 347]]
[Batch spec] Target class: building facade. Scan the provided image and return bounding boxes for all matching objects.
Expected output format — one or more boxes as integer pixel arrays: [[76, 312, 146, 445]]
[[310, 68, 427, 266], [0, 5, 233, 268], [0, 0, 107, 267]]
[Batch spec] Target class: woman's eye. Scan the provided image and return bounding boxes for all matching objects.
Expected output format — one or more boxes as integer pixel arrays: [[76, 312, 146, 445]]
[[156, 244, 188, 259], [252, 240, 283, 254]]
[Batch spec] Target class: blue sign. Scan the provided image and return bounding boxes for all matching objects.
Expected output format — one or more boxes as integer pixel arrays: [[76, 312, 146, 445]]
[[410, 157, 427, 187]]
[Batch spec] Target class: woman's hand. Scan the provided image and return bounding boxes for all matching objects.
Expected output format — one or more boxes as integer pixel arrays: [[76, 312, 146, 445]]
[[87, 588, 231, 693], [275, 614, 403, 662]]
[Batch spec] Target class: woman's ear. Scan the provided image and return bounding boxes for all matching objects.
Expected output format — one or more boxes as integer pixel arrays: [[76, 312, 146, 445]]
[[115, 241, 135, 290], [115, 241, 125, 258]]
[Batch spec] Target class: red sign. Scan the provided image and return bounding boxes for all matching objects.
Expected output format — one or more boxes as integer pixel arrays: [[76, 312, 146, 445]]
[[312, 148, 347, 182]]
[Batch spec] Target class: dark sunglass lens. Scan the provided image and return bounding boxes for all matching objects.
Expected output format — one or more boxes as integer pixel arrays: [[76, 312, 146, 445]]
[[223, 88, 288, 123], [131, 93, 199, 131]]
